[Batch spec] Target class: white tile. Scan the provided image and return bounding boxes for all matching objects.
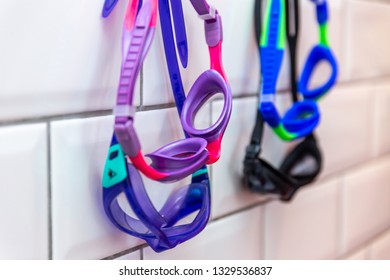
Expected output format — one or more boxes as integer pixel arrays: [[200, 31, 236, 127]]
[[342, 156, 390, 254], [144, 206, 264, 260], [211, 97, 289, 218], [0, 0, 140, 120], [373, 81, 390, 156], [317, 82, 374, 178], [344, 249, 367, 260], [115, 251, 141, 260], [51, 116, 143, 260], [0, 124, 48, 259], [346, 0, 390, 80], [265, 179, 341, 260], [142, 22, 173, 106], [51, 106, 209, 259], [369, 230, 390, 260], [217, 0, 261, 95]]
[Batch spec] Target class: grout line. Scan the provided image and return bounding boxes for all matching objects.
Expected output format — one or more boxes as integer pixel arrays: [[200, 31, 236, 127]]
[[338, 175, 346, 257], [262, 206, 267, 260], [317, 151, 390, 185], [0, 104, 178, 128], [140, 102, 176, 111], [101, 244, 148, 260], [230, 93, 258, 99], [0, 75, 389, 128], [106, 202, 268, 260], [46, 122, 53, 260], [140, 248, 144, 260], [210, 200, 270, 223], [0, 110, 113, 128], [356, 0, 390, 5], [338, 226, 390, 260]]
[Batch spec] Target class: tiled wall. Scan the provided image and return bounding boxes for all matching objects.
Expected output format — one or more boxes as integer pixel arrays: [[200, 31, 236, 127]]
[[1, 0, 390, 260]]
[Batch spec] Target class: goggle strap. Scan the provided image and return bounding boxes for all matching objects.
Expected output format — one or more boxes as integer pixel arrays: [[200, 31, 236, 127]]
[[254, 0, 262, 45], [285, 0, 300, 103]]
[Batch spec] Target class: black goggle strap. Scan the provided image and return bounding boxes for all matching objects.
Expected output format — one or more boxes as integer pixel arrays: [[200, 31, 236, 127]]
[[285, 0, 300, 103], [245, 0, 283, 199], [254, 0, 262, 46], [283, 0, 323, 187], [246, 111, 264, 158], [248, 0, 264, 158]]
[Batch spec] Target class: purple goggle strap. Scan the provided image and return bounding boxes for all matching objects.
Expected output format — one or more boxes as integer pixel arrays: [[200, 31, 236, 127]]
[[159, 0, 232, 143], [112, 1, 209, 182], [102, 0, 212, 251], [103, 136, 211, 252], [113, 0, 154, 157]]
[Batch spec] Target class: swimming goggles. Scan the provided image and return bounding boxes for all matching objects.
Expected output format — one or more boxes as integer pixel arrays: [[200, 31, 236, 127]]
[[259, 0, 338, 141], [103, 0, 231, 183], [101, 0, 229, 252], [243, 0, 324, 201]]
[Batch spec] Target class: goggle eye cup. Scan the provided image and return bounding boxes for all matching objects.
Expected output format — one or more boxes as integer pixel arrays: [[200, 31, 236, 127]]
[[283, 100, 320, 136], [103, 163, 211, 252], [182, 70, 232, 145], [280, 136, 322, 182], [299, 45, 338, 100]]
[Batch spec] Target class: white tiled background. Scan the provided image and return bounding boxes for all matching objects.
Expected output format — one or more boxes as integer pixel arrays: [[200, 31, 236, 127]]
[[0, 0, 389, 260]]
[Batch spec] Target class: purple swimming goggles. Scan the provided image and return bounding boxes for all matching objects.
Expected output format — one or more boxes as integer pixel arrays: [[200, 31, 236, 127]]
[[103, 0, 232, 183], [101, 0, 229, 252]]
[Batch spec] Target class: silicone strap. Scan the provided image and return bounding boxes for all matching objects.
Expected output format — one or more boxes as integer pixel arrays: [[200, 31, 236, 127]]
[[298, 0, 338, 100], [259, 0, 285, 130], [189, 0, 211, 16], [160, 0, 232, 164], [286, 0, 299, 103], [116, 2, 154, 110], [260, 0, 324, 141], [170, 0, 189, 68], [159, 0, 187, 116], [102, 0, 119, 18]]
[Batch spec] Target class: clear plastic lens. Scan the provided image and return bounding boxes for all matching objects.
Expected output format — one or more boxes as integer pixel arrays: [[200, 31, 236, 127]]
[[289, 154, 318, 176]]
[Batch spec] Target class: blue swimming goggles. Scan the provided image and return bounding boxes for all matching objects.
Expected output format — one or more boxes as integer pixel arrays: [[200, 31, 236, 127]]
[[259, 0, 338, 141], [243, 0, 326, 201]]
